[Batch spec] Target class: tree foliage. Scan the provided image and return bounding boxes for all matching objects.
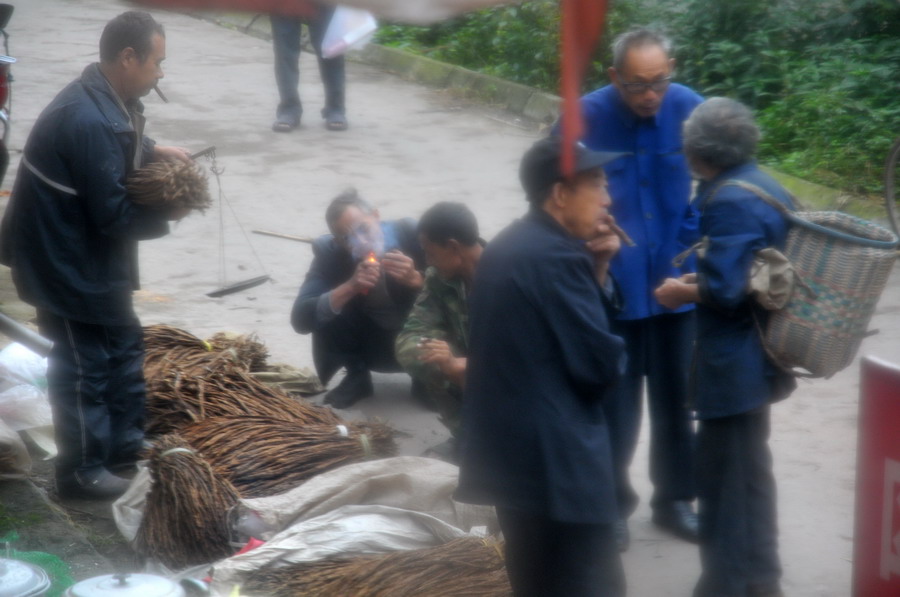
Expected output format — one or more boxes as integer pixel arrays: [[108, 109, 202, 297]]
[[374, 0, 900, 196]]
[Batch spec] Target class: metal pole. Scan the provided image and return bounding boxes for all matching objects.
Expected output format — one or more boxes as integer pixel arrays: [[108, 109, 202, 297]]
[[0, 311, 52, 356]]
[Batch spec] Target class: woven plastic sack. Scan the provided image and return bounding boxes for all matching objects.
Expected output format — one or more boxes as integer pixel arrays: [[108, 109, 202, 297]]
[[765, 211, 898, 378]]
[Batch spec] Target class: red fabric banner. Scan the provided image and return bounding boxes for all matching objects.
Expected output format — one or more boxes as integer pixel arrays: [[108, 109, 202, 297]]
[[560, 0, 607, 176]]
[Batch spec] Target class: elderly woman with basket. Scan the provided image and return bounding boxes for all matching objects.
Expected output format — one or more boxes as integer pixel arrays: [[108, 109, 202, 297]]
[[655, 97, 797, 597]]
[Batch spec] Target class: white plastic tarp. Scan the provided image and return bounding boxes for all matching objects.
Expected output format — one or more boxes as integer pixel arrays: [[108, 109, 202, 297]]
[[210, 504, 473, 593], [113, 456, 498, 593], [0, 342, 56, 457]]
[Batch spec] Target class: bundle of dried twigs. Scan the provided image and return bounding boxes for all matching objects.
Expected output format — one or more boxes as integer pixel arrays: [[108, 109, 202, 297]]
[[134, 434, 240, 568], [144, 324, 208, 353], [206, 331, 269, 372], [0, 445, 19, 474], [142, 324, 337, 435], [144, 367, 341, 436], [181, 416, 396, 498], [243, 537, 511, 597], [126, 160, 211, 212]]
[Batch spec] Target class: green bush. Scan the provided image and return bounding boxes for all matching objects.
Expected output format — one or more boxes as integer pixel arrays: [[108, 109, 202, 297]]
[[756, 36, 900, 194]]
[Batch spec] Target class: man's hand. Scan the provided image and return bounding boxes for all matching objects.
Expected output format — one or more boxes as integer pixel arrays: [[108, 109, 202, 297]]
[[153, 145, 192, 163], [655, 274, 699, 309], [586, 214, 622, 284], [418, 338, 467, 386], [585, 214, 622, 260], [351, 258, 381, 294], [382, 250, 424, 289]]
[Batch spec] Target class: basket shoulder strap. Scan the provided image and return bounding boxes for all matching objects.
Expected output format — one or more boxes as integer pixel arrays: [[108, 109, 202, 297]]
[[716, 179, 796, 217]]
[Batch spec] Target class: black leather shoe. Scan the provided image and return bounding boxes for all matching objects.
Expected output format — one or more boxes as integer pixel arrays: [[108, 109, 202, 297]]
[[614, 518, 630, 552], [652, 500, 699, 543], [57, 468, 131, 500], [323, 370, 373, 409]]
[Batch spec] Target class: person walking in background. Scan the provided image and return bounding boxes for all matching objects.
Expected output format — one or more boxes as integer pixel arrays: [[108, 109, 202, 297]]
[[655, 97, 796, 597], [0, 11, 193, 499], [575, 27, 704, 548], [456, 137, 627, 596], [270, 3, 347, 132], [395, 201, 484, 461]]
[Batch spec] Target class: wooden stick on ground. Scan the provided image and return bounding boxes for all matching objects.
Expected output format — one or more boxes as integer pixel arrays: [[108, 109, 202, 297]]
[[252, 229, 314, 243]]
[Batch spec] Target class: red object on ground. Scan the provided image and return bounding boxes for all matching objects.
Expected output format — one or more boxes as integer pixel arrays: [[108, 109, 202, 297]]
[[234, 536, 266, 556], [854, 356, 900, 596], [559, 0, 608, 177]]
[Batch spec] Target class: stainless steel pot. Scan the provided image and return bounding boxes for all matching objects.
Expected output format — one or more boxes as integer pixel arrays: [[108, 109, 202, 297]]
[[62, 573, 187, 597], [0, 557, 51, 597]]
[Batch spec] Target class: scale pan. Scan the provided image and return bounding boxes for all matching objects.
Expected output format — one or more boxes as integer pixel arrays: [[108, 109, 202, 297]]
[[206, 274, 271, 298]]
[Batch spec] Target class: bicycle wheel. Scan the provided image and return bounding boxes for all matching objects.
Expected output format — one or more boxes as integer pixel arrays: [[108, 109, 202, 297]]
[[885, 137, 900, 236]]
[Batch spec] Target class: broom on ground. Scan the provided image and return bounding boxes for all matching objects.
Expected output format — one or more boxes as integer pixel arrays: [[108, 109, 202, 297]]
[[134, 433, 241, 568], [181, 415, 396, 498], [242, 537, 511, 597]]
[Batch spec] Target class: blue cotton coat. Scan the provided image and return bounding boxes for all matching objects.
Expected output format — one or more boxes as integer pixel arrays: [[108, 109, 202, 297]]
[[692, 163, 797, 419], [0, 64, 168, 325], [456, 209, 625, 524], [579, 83, 704, 320]]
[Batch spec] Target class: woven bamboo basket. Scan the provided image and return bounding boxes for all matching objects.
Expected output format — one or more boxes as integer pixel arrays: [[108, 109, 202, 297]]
[[766, 211, 898, 378]]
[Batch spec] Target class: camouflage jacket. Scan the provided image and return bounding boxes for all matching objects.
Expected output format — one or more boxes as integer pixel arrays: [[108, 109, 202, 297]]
[[395, 266, 469, 390]]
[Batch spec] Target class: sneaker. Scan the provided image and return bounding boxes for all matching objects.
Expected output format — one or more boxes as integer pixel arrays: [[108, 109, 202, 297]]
[[57, 468, 132, 500], [323, 370, 373, 409]]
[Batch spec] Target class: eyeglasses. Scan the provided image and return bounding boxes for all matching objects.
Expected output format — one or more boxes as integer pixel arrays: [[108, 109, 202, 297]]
[[620, 76, 672, 95]]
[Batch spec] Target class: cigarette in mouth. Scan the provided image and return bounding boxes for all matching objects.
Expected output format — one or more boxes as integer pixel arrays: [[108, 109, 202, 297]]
[[609, 221, 636, 247], [154, 84, 169, 103]]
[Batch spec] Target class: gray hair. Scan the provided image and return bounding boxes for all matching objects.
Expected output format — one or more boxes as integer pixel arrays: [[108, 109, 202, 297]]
[[683, 97, 760, 171], [325, 188, 375, 229], [612, 28, 673, 71]]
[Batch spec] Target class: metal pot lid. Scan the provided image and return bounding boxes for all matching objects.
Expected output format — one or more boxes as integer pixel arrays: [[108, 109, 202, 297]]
[[0, 557, 52, 597], [65, 573, 185, 597]]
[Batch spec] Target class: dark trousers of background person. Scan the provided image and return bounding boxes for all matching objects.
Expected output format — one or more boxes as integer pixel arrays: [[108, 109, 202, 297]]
[[311, 305, 403, 385], [604, 311, 696, 517], [694, 406, 781, 597], [496, 507, 626, 597], [270, 5, 345, 124], [36, 309, 146, 484]]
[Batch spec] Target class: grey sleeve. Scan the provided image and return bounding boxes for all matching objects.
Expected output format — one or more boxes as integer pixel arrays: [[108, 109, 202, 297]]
[[315, 291, 342, 325]]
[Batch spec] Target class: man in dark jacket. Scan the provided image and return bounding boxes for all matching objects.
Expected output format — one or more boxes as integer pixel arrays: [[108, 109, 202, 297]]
[[0, 11, 193, 499], [291, 189, 426, 408], [456, 137, 627, 596]]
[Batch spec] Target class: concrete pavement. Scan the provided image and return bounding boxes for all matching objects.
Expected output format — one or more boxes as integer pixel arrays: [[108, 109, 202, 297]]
[[0, 0, 897, 594]]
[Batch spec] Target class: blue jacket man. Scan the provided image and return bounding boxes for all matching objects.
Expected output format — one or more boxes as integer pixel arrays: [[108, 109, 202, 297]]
[[0, 12, 193, 499], [457, 137, 627, 597], [656, 98, 797, 597], [576, 28, 703, 546]]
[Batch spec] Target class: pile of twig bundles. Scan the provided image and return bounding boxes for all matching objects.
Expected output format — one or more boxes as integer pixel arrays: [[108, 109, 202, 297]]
[[243, 537, 511, 597], [134, 434, 240, 568], [181, 416, 397, 498], [206, 331, 269, 372], [127, 160, 211, 212], [145, 367, 341, 436]]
